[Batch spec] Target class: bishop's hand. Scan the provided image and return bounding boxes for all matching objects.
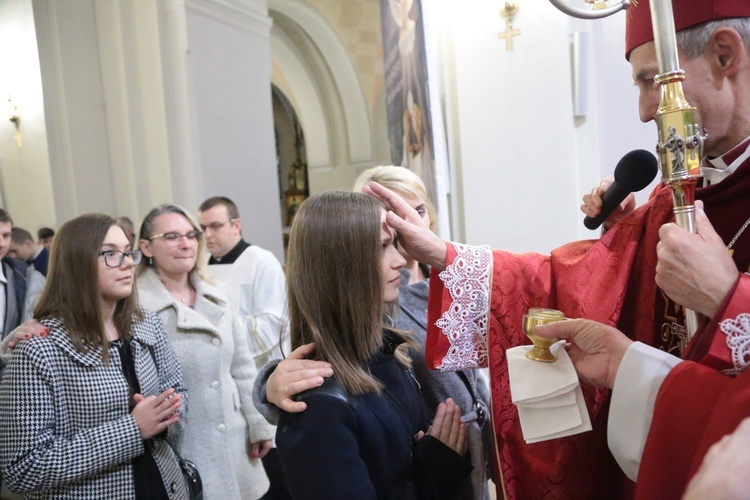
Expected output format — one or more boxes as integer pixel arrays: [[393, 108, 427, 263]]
[[534, 319, 632, 389], [655, 200, 739, 318], [364, 182, 448, 270]]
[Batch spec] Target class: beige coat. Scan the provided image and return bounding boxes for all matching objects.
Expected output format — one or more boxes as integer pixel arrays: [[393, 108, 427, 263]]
[[137, 268, 274, 500]]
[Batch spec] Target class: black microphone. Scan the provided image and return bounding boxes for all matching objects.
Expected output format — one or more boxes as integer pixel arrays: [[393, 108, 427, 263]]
[[583, 149, 659, 230]]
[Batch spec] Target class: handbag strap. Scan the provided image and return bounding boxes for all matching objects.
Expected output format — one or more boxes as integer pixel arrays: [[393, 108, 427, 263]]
[[398, 301, 428, 331], [399, 300, 485, 425]]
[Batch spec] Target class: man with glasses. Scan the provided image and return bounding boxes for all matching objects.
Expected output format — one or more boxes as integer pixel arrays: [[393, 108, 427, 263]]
[[197, 196, 287, 367], [198, 196, 289, 500]]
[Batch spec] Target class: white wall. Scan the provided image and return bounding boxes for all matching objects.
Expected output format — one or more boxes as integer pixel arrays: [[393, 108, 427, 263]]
[[437, 1, 658, 254], [0, 0, 56, 231], [585, 15, 659, 210], [34, 0, 119, 221], [177, 0, 284, 257], [22, 0, 285, 259]]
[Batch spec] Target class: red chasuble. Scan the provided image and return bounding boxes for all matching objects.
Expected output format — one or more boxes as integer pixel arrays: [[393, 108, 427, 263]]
[[425, 155, 750, 499]]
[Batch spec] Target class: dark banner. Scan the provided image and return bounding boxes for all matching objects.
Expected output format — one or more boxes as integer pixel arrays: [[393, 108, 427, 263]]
[[380, 0, 437, 205]]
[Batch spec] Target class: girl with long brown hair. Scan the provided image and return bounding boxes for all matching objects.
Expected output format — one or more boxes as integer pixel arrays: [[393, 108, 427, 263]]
[[0, 213, 189, 498], [276, 191, 472, 498]]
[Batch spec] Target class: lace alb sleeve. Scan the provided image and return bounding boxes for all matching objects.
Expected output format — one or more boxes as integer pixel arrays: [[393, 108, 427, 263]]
[[720, 312, 750, 376], [434, 243, 492, 371]]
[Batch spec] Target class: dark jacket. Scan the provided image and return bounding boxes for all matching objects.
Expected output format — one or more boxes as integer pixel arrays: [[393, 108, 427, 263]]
[[276, 332, 472, 499], [30, 247, 49, 276]]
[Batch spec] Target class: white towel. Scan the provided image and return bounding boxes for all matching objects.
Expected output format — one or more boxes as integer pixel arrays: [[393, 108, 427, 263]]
[[507, 342, 592, 443]]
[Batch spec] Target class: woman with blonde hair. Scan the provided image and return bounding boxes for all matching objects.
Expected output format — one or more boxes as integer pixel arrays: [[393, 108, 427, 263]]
[[0, 213, 189, 498], [353, 165, 434, 285], [137, 204, 274, 499], [275, 191, 471, 498]]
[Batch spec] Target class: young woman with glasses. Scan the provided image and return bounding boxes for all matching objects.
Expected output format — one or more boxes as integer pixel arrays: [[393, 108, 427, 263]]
[[137, 204, 274, 500], [0, 213, 189, 498]]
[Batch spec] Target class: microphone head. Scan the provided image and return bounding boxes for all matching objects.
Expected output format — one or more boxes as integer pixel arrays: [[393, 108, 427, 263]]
[[613, 149, 659, 192]]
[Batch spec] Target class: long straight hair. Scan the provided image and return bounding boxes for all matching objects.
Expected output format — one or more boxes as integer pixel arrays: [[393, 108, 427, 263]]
[[286, 191, 391, 395], [34, 213, 141, 362]]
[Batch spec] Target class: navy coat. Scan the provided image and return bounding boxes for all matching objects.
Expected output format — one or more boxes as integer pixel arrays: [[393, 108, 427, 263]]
[[276, 332, 472, 499]]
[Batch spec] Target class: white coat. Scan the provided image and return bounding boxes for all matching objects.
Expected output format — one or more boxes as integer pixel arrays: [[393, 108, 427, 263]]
[[137, 268, 275, 500], [208, 245, 288, 369]]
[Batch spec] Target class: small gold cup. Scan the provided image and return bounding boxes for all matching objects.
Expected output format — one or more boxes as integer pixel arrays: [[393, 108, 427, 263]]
[[522, 308, 566, 362]]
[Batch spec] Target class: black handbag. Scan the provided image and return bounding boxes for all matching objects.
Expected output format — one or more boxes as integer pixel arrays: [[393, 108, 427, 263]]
[[178, 457, 203, 500], [164, 439, 203, 500]]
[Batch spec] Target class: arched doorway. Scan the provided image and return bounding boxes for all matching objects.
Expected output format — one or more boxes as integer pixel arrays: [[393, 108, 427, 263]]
[[272, 84, 309, 246]]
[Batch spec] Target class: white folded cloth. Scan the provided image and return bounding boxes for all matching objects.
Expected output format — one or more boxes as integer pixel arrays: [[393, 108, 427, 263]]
[[507, 342, 592, 443]]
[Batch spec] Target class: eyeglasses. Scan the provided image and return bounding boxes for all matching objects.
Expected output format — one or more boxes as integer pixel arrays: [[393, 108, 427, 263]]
[[199, 219, 237, 232], [149, 230, 203, 243], [99, 249, 142, 268]]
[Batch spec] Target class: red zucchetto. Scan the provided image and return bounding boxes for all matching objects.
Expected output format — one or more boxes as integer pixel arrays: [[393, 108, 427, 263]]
[[625, 0, 750, 59]]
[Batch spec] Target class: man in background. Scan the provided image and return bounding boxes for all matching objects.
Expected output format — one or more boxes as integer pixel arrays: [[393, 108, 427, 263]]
[[9, 227, 49, 276], [198, 196, 290, 500], [37, 227, 54, 250], [0, 210, 45, 371], [197, 196, 288, 366]]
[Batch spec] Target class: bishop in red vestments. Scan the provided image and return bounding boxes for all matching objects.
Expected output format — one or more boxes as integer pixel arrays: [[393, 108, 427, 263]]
[[373, 1, 750, 498]]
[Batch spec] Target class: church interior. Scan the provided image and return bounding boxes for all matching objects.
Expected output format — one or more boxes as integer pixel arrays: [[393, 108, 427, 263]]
[[0, 0, 657, 262]]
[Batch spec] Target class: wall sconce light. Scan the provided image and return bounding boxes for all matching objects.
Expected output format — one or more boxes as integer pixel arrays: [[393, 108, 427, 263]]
[[7, 94, 22, 148]]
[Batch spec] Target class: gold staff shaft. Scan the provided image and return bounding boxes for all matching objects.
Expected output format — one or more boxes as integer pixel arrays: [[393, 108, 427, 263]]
[[650, 0, 704, 346]]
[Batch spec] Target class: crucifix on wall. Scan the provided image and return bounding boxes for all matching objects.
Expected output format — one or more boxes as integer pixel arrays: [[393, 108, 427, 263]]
[[498, 2, 520, 51]]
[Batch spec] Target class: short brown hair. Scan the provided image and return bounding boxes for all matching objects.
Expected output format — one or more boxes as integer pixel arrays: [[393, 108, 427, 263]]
[[34, 213, 142, 362], [0, 208, 13, 225], [38, 227, 55, 240], [10, 227, 33, 245], [198, 196, 240, 219]]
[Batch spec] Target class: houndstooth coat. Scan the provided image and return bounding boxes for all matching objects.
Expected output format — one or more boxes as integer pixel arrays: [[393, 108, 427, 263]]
[[0, 309, 190, 499]]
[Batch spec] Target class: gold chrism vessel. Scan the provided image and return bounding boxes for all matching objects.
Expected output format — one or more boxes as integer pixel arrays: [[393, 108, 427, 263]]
[[522, 308, 566, 363]]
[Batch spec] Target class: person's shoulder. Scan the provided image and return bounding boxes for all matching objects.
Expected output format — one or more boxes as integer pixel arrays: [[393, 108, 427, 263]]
[[237, 245, 282, 267], [129, 308, 168, 344], [13, 318, 65, 360], [196, 275, 230, 304], [295, 376, 355, 408], [135, 307, 160, 325], [2, 256, 24, 270], [25, 267, 45, 286]]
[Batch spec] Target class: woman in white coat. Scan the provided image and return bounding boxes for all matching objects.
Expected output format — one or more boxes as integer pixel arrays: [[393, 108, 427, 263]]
[[137, 204, 274, 500]]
